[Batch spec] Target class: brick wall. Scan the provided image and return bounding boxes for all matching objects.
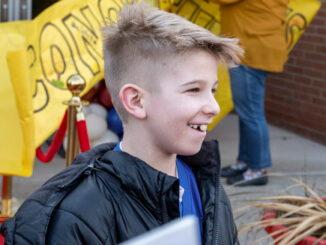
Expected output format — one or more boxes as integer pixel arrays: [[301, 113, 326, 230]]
[[265, 0, 326, 145]]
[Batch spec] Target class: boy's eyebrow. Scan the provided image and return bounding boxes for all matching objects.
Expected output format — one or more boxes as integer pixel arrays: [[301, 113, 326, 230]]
[[181, 80, 219, 86]]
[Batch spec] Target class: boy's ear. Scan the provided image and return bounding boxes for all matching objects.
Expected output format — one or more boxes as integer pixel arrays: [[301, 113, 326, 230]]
[[119, 84, 146, 119]]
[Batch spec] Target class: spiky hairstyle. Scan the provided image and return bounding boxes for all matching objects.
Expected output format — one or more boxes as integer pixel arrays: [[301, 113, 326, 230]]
[[102, 2, 243, 121]]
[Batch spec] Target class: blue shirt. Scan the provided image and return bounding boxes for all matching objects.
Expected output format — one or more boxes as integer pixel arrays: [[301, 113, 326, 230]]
[[176, 157, 204, 235], [113, 143, 203, 235]]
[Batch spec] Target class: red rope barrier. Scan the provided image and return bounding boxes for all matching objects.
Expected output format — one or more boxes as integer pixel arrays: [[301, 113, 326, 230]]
[[76, 119, 90, 152], [36, 110, 68, 163]]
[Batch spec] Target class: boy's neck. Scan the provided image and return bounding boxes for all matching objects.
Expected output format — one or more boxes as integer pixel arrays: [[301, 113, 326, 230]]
[[120, 135, 178, 178]]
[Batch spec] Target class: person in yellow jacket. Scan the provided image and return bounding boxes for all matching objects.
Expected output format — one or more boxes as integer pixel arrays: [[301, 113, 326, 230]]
[[212, 0, 289, 186]]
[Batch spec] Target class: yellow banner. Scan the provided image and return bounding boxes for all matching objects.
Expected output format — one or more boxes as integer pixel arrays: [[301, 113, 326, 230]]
[[1, 0, 127, 176], [0, 0, 321, 176], [0, 21, 32, 176]]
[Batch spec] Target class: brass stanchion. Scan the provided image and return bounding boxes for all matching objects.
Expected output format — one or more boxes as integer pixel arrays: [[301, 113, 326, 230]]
[[0, 176, 13, 221], [0, 75, 85, 221], [65, 75, 86, 167]]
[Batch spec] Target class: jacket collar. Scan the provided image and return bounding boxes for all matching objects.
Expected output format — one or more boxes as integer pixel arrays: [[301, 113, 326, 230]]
[[99, 149, 179, 200], [179, 140, 221, 176], [88, 145, 179, 219], [92, 140, 221, 190], [73, 140, 220, 221]]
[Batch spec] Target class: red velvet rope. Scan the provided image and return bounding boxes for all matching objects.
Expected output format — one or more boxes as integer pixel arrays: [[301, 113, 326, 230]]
[[36, 110, 68, 163], [76, 119, 90, 152]]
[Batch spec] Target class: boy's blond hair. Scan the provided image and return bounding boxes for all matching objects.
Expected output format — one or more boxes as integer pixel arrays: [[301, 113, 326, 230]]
[[102, 2, 243, 122]]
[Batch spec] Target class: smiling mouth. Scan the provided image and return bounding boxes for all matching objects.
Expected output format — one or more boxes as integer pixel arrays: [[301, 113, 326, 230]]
[[188, 124, 208, 132]]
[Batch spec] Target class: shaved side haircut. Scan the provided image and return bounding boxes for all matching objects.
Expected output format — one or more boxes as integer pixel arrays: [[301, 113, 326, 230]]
[[102, 2, 243, 121]]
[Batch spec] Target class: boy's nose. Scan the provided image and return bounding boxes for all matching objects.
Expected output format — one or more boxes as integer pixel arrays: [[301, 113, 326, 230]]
[[203, 95, 220, 117]]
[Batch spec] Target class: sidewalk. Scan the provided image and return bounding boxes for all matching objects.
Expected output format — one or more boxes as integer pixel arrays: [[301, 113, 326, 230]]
[[6, 113, 326, 244]]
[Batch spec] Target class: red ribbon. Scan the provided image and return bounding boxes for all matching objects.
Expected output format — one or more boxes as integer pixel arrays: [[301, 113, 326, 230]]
[[76, 119, 90, 152], [36, 111, 68, 163]]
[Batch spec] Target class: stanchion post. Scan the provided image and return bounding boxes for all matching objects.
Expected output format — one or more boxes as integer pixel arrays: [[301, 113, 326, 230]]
[[0, 176, 13, 222], [66, 104, 79, 167], [65, 75, 86, 167]]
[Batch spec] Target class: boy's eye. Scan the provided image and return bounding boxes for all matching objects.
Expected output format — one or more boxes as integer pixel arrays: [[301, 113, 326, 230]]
[[211, 88, 217, 94], [187, 88, 200, 93]]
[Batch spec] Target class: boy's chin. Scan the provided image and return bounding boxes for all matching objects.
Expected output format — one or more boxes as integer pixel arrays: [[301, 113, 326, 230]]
[[177, 143, 203, 156]]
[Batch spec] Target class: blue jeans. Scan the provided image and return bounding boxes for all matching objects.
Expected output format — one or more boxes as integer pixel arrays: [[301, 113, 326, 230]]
[[229, 65, 272, 170]]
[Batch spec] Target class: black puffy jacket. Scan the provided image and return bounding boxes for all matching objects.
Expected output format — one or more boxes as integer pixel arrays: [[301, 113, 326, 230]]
[[1, 140, 239, 244]]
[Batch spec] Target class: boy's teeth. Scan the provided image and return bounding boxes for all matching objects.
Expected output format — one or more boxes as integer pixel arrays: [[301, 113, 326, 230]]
[[189, 124, 207, 131]]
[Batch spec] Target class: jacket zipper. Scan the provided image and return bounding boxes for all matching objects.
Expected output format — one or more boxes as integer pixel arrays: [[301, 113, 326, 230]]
[[161, 194, 169, 223], [214, 175, 221, 245]]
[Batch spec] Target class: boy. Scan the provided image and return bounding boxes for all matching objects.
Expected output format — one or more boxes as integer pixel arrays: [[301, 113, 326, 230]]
[[1, 3, 242, 244]]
